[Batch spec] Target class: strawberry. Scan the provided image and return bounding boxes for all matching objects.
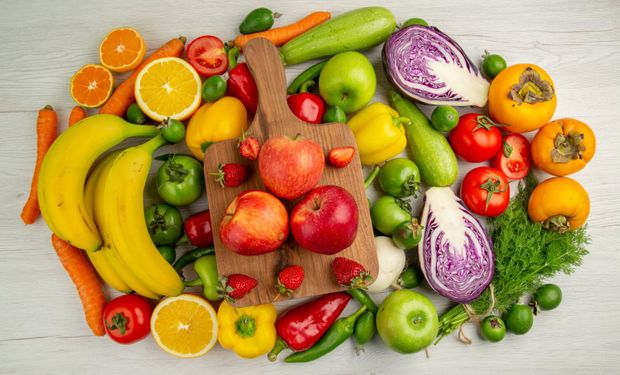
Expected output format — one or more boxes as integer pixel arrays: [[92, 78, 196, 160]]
[[275, 265, 305, 297], [327, 146, 355, 168], [332, 257, 373, 289], [238, 134, 260, 160], [219, 274, 257, 302], [211, 163, 247, 187]]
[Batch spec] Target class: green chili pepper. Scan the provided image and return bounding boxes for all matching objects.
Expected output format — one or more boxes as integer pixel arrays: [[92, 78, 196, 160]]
[[323, 105, 346, 123], [284, 305, 367, 363], [173, 247, 215, 274], [157, 245, 176, 264], [346, 288, 378, 314], [354, 311, 376, 347], [183, 255, 221, 301], [287, 60, 327, 94]]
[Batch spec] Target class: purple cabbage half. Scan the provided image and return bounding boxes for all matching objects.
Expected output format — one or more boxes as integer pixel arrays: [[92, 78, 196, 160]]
[[418, 187, 494, 304], [383, 25, 489, 107]]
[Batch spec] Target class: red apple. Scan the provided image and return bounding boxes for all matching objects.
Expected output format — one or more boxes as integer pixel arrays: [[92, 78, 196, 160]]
[[220, 190, 289, 256], [258, 134, 325, 200], [290, 185, 359, 255]]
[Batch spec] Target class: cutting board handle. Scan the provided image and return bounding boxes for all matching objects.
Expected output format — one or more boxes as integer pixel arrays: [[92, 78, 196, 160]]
[[243, 38, 295, 125]]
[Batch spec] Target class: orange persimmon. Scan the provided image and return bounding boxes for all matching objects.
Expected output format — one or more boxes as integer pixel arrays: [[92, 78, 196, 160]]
[[528, 177, 590, 232]]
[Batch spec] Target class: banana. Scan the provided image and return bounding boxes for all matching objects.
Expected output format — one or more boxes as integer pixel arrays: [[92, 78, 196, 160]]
[[102, 135, 183, 297], [91, 151, 160, 299], [37, 114, 159, 251]]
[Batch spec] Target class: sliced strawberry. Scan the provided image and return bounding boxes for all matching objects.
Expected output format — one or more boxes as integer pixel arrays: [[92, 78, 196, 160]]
[[238, 134, 260, 161], [328, 146, 355, 168]]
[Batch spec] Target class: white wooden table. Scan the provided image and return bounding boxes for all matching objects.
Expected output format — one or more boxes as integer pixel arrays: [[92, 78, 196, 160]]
[[1, 0, 619, 373]]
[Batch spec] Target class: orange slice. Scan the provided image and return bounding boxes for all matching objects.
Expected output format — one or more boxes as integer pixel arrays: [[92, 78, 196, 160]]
[[134, 57, 202, 122], [70, 64, 114, 108], [150, 294, 218, 358], [99, 27, 146, 73]]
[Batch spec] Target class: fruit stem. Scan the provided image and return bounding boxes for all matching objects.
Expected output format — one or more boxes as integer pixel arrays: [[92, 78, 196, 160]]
[[140, 134, 168, 154], [125, 124, 160, 139], [364, 165, 380, 189], [268, 337, 288, 362], [184, 278, 203, 287]]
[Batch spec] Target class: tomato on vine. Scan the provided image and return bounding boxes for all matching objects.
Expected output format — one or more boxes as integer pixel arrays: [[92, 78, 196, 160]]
[[449, 113, 503, 162]]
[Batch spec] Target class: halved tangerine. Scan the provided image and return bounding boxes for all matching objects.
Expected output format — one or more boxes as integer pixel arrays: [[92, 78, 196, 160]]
[[70, 64, 114, 108], [99, 27, 146, 73]]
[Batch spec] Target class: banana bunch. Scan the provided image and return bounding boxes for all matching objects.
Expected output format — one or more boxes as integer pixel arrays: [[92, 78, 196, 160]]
[[39, 115, 183, 298]]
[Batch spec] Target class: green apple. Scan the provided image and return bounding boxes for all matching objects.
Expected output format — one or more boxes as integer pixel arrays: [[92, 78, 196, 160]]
[[318, 51, 376, 113], [376, 290, 439, 353]]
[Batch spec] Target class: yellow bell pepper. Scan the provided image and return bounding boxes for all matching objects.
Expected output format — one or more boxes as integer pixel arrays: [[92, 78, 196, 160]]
[[185, 96, 248, 160], [347, 102, 408, 165], [217, 300, 277, 359]]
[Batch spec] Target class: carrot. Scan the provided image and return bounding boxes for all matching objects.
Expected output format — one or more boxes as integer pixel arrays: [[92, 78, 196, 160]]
[[234, 11, 331, 49], [99, 36, 187, 116], [20, 105, 57, 225], [51, 234, 106, 336], [68, 106, 87, 127]]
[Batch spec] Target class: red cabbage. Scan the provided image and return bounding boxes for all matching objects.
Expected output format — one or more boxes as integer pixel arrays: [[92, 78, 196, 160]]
[[418, 187, 494, 303], [383, 25, 489, 107]]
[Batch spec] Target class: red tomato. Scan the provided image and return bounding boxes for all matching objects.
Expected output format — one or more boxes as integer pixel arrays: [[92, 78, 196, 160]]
[[460, 167, 510, 217], [186, 36, 228, 77], [103, 294, 153, 344], [449, 113, 503, 162], [492, 133, 532, 180]]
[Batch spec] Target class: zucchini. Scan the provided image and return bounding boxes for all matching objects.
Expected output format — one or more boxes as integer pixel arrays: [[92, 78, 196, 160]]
[[388, 91, 458, 187], [280, 7, 396, 65]]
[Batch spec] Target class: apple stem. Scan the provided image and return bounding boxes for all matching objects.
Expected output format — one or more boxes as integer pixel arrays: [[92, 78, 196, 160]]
[[364, 165, 381, 189]]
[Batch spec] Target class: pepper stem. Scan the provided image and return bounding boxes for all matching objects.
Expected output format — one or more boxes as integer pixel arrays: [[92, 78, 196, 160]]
[[364, 165, 381, 189], [392, 116, 411, 128], [345, 305, 368, 324], [235, 314, 257, 338], [268, 337, 288, 362], [184, 277, 203, 287], [299, 80, 315, 93], [542, 215, 570, 233]]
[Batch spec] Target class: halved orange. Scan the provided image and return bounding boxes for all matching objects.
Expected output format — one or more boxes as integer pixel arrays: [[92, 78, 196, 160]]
[[150, 294, 218, 358], [70, 64, 114, 108], [134, 57, 202, 122], [99, 27, 146, 73]]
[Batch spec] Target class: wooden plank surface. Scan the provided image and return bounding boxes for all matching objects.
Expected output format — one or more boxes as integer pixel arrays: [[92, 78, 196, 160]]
[[1, 0, 619, 374], [204, 38, 377, 307]]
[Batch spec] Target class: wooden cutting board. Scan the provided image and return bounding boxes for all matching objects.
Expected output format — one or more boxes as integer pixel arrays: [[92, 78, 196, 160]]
[[203, 38, 377, 307]]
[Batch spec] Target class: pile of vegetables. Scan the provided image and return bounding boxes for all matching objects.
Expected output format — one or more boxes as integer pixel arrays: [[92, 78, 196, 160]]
[[20, 3, 596, 364]]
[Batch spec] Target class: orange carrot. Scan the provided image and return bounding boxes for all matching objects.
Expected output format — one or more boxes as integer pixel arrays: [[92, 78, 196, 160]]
[[68, 106, 87, 127], [20, 105, 57, 224], [99, 36, 187, 116], [51, 234, 106, 336], [234, 11, 331, 49]]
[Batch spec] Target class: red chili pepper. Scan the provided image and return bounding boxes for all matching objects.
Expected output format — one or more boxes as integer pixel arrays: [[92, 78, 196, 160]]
[[181, 210, 214, 248], [227, 62, 258, 115], [267, 292, 351, 361], [286, 80, 325, 124]]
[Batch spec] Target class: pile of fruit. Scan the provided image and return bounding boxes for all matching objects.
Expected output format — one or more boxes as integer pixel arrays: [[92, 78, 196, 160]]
[[20, 6, 593, 362]]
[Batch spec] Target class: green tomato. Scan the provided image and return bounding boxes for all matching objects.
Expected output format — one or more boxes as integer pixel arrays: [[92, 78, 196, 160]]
[[430, 105, 459, 132], [402, 18, 428, 27], [398, 266, 423, 289], [392, 219, 423, 250], [378, 158, 421, 198], [160, 118, 186, 144], [482, 53, 507, 79], [323, 105, 347, 123], [371, 196, 412, 235], [145, 204, 183, 245], [535, 284, 562, 311], [503, 304, 534, 335], [201, 75, 227, 102], [126, 103, 147, 124], [480, 315, 506, 343], [156, 155, 204, 206], [157, 245, 176, 264]]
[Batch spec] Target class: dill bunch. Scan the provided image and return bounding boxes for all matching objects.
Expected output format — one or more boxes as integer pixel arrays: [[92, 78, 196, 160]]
[[436, 173, 590, 343]]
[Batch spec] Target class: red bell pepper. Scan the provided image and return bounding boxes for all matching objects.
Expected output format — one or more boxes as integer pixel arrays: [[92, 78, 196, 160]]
[[267, 292, 351, 361], [178, 210, 214, 248], [225, 47, 258, 114], [287, 80, 325, 124]]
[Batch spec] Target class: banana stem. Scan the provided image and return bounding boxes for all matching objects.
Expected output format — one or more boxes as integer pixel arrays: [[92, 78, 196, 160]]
[[140, 134, 168, 154], [125, 123, 160, 138]]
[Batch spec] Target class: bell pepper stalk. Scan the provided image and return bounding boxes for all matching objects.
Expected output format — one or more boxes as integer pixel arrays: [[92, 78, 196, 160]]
[[347, 102, 410, 165], [364, 165, 381, 189], [284, 305, 367, 363], [183, 255, 221, 301], [218, 300, 277, 359], [267, 292, 351, 361], [286, 80, 325, 124], [172, 247, 214, 274], [175, 210, 214, 248]]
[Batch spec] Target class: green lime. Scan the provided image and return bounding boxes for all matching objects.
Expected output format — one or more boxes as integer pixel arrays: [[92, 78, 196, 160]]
[[480, 315, 506, 343], [431, 105, 459, 132], [482, 53, 507, 79], [402, 18, 428, 27], [126, 103, 147, 124], [535, 284, 562, 311], [503, 304, 533, 335], [160, 118, 186, 144], [202, 75, 227, 102]]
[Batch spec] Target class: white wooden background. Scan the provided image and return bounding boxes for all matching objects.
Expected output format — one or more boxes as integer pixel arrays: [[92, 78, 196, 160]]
[[1, 0, 619, 374]]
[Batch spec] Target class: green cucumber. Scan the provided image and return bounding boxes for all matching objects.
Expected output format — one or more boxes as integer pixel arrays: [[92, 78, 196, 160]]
[[280, 7, 396, 65], [388, 91, 458, 187]]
